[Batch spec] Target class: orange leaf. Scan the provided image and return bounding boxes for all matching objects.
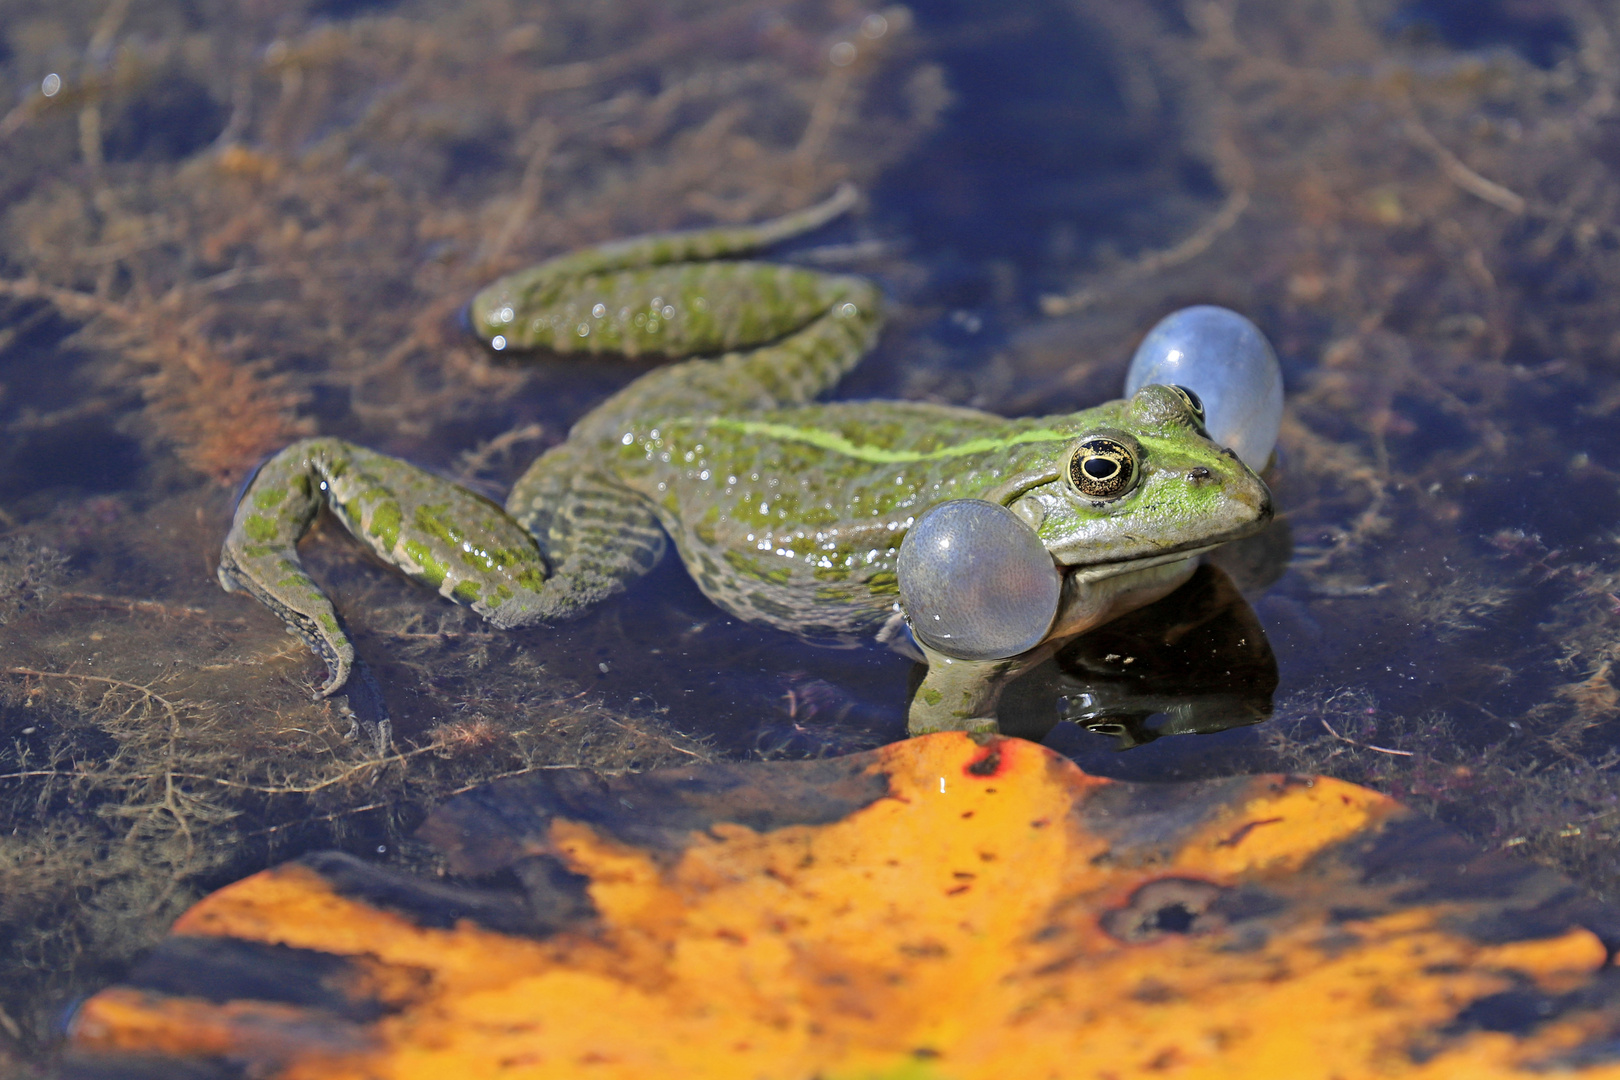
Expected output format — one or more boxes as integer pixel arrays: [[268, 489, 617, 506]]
[[65, 734, 1620, 1079]]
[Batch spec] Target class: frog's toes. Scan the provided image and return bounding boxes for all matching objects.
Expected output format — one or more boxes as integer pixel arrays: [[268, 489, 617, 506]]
[[307, 627, 355, 698], [217, 549, 356, 696], [260, 601, 353, 698]]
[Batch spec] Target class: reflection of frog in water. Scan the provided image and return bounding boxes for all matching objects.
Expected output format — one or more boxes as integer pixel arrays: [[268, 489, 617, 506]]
[[219, 188, 1272, 745], [999, 562, 1280, 750]]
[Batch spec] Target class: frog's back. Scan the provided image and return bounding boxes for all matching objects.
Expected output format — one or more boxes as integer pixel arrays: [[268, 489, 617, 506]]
[[606, 399, 1090, 638]]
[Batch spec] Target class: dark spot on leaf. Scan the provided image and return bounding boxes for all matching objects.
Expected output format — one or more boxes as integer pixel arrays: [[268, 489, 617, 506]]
[[1102, 877, 1227, 944], [965, 745, 1003, 776], [1448, 988, 1564, 1036], [1132, 977, 1180, 1004]]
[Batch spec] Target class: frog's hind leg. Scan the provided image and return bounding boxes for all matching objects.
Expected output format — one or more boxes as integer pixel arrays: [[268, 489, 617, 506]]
[[472, 185, 884, 431], [470, 185, 860, 333], [501, 445, 669, 617], [220, 438, 556, 702], [218, 441, 353, 696], [567, 273, 883, 444]]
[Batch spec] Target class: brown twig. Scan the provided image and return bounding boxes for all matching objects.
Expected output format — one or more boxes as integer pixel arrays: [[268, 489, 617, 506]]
[[178, 745, 435, 794], [1403, 113, 1526, 215], [1040, 103, 1253, 316], [58, 592, 214, 618], [6, 667, 182, 722], [1320, 718, 1414, 757], [1041, 185, 1250, 316], [240, 800, 393, 837]]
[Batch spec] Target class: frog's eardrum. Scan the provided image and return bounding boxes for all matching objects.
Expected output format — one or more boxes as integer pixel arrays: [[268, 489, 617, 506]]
[[1124, 305, 1283, 470], [898, 499, 1061, 661]]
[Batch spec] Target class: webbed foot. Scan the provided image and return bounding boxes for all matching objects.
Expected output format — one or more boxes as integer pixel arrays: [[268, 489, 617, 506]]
[[220, 437, 553, 702], [219, 535, 354, 697]]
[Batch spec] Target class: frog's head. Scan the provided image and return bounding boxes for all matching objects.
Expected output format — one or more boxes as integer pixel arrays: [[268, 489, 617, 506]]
[[1002, 383, 1273, 569]]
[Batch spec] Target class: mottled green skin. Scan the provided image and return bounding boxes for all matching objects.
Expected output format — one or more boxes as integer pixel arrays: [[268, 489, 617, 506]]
[[220, 187, 1273, 738], [605, 391, 1268, 640]]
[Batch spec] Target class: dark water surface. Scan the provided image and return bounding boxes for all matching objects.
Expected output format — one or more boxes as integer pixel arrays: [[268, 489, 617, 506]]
[[2, 0, 1619, 1067]]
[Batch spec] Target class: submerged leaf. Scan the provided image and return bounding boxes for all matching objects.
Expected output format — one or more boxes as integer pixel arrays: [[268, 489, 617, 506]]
[[64, 733, 1620, 1078]]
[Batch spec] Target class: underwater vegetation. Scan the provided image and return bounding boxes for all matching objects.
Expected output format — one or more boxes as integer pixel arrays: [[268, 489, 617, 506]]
[[1, 0, 1620, 1071], [0, 0, 939, 1064]]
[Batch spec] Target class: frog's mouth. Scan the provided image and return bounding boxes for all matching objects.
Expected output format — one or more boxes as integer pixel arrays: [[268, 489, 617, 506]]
[[1061, 542, 1225, 585], [1007, 469, 1274, 572], [1052, 499, 1273, 578]]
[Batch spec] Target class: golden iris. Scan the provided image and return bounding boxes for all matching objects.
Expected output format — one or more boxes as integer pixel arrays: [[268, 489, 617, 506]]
[[1068, 435, 1138, 500]]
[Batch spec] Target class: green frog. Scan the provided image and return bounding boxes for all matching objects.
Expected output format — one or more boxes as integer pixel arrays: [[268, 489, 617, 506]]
[[219, 187, 1272, 747]]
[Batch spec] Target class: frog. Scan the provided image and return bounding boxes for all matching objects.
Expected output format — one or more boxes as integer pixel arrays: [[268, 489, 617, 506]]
[[219, 186, 1273, 749]]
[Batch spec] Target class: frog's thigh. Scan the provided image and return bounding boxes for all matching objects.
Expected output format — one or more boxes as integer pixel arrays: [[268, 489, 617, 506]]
[[568, 279, 882, 446], [507, 456, 667, 613]]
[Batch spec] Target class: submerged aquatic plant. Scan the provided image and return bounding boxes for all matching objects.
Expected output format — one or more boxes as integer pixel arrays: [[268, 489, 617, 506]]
[[0, 538, 67, 625], [2, 0, 1620, 1068], [0, 0, 938, 1059]]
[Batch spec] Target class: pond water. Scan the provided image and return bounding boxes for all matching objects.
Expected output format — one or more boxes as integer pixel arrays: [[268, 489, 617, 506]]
[[2, 0, 1619, 1067]]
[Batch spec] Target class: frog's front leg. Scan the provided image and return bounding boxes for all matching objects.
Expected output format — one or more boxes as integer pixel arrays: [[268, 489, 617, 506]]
[[905, 640, 1057, 736], [220, 437, 556, 701]]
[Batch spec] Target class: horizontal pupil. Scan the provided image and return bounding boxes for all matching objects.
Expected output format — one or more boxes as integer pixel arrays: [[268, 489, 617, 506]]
[[1084, 458, 1118, 479]]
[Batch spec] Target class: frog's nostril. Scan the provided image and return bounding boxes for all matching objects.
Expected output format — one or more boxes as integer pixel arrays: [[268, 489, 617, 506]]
[[1187, 466, 1212, 482]]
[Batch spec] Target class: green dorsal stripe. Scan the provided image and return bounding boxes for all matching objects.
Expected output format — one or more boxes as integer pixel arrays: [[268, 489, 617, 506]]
[[701, 418, 1071, 463]]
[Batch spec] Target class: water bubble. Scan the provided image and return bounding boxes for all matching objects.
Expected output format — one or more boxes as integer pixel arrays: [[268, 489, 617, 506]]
[[1124, 305, 1283, 470], [491, 335, 507, 351], [861, 14, 888, 38], [592, 303, 606, 318], [898, 500, 1060, 661], [829, 41, 857, 66], [41, 74, 61, 98], [496, 305, 514, 324]]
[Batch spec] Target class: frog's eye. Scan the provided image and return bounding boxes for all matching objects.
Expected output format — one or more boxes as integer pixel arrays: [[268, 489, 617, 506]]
[[1169, 384, 1206, 427], [1068, 435, 1138, 500]]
